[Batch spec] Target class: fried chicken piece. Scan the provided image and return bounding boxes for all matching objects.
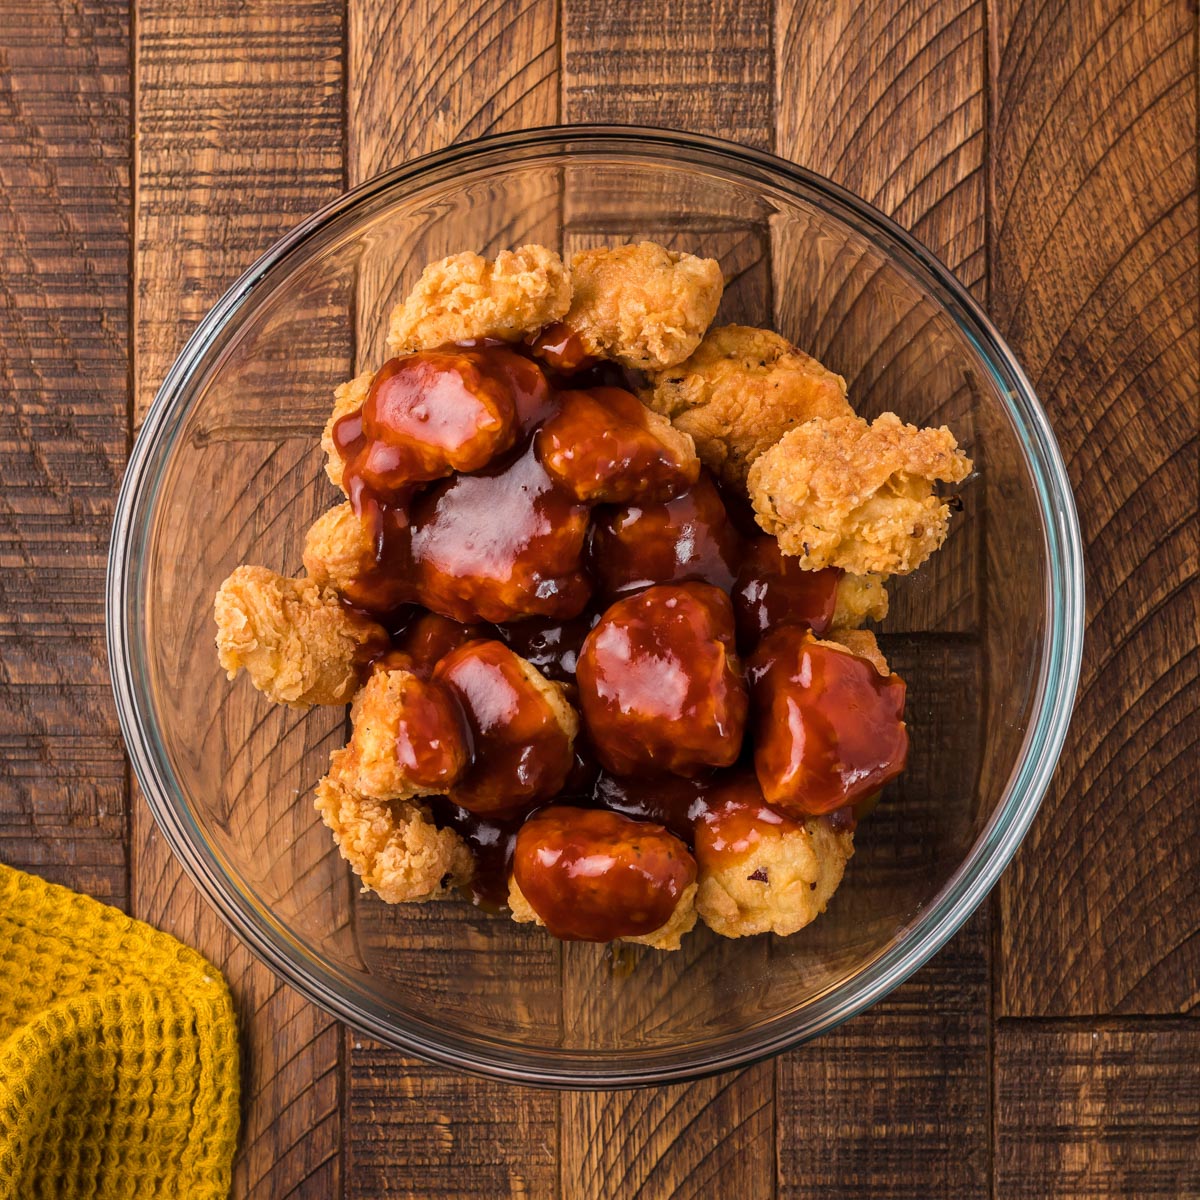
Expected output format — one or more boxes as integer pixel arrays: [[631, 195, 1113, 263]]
[[342, 667, 469, 801], [832, 573, 889, 629], [822, 628, 889, 677], [386, 245, 571, 354], [748, 412, 972, 575], [644, 325, 853, 487], [322, 369, 371, 494], [507, 877, 699, 952], [695, 811, 853, 939], [564, 242, 723, 370], [315, 746, 474, 904], [303, 501, 375, 595], [213, 565, 387, 707]]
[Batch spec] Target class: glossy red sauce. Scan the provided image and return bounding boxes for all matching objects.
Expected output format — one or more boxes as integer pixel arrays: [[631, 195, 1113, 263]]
[[527, 322, 594, 373], [386, 674, 471, 791], [749, 626, 908, 815], [326, 338, 908, 930], [384, 612, 483, 678], [589, 472, 743, 598], [433, 639, 575, 817], [692, 773, 806, 868], [732, 535, 842, 650], [334, 352, 518, 503], [537, 387, 699, 504], [576, 582, 748, 777], [409, 441, 593, 624], [512, 807, 696, 941]]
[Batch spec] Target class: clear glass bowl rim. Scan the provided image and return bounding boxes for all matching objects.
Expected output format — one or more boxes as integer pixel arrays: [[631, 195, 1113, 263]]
[[107, 124, 1085, 1088]]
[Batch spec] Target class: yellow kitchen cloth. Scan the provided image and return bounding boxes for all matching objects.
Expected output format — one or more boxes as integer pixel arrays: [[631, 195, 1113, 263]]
[[0, 862, 239, 1199]]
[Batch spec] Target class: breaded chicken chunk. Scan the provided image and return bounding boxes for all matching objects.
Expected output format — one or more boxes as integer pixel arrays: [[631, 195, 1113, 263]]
[[303, 501, 376, 595], [507, 877, 699, 952], [695, 814, 853, 939], [832, 573, 889, 629], [748, 412, 972, 575], [822, 627, 890, 677], [386, 245, 571, 353], [564, 242, 723, 370], [322, 369, 372, 494], [213, 565, 387, 707], [315, 746, 474, 903], [644, 325, 853, 487], [342, 667, 469, 801]]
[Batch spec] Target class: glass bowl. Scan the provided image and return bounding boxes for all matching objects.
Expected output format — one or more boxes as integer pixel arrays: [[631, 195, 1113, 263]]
[[107, 127, 1084, 1087]]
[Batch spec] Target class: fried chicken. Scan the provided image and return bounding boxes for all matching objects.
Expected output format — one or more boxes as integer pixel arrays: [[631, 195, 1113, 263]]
[[213, 565, 387, 707], [748, 412, 972, 575], [822, 627, 890, 677], [386, 245, 571, 353], [507, 876, 699, 952], [341, 667, 469, 802], [832, 572, 889, 628], [302, 501, 376, 595], [564, 242, 723, 370], [315, 745, 474, 904], [322, 369, 371, 494], [644, 325, 853, 487], [695, 815, 853, 939]]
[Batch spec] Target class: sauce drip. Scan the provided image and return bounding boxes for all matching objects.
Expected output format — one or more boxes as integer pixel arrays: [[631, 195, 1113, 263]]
[[749, 626, 908, 815]]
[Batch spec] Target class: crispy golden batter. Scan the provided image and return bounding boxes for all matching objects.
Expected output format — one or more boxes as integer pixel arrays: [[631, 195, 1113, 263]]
[[695, 819, 853, 939], [748, 412, 972, 575], [303, 502, 375, 594], [644, 325, 853, 487], [322, 369, 371, 494], [565, 242, 723, 370], [386, 245, 571, 353], [822, 628, 890, 677], [342, 667, 468, 801], [213, 565, 386, 707], [832, 572, 889, 628], [507, 877, 699, 951], [315, 746, 473, 904]]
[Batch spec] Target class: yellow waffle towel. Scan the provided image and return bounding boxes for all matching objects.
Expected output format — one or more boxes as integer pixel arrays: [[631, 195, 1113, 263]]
[[0, 863, 239, 1199]]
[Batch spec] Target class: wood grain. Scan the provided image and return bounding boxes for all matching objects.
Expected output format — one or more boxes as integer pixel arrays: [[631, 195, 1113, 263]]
[[349, 1047, 557, 1199], [0, 0, 129, 907], [773, 4, 993, 1193], [778, 910, 991, 1199], [133, 3, 348, 1196], [995, 1021, 1200, 1198], [563, 0, 774, 150], [989, 0, 1200, 1016], [344, 5, 562, 1196]]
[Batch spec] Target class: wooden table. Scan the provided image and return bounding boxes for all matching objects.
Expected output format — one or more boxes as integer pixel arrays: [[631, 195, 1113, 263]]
[[3, 1, 1197, 1195]]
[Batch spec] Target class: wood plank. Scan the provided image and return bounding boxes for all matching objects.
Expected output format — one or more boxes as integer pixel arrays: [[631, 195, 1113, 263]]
[[989, 0, 1200, 1015], [558, 4, 777, 1197], [562, 0, 774, 150], [774, 4, 992, 1193], [344, 5, 562, 1196], [0, 0, 129, 907], [133, 3, 348, 1196], [348, 1047, 557, 1199], [995, 1021, 1200, 1198], [778, 911, 991, 1199]]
